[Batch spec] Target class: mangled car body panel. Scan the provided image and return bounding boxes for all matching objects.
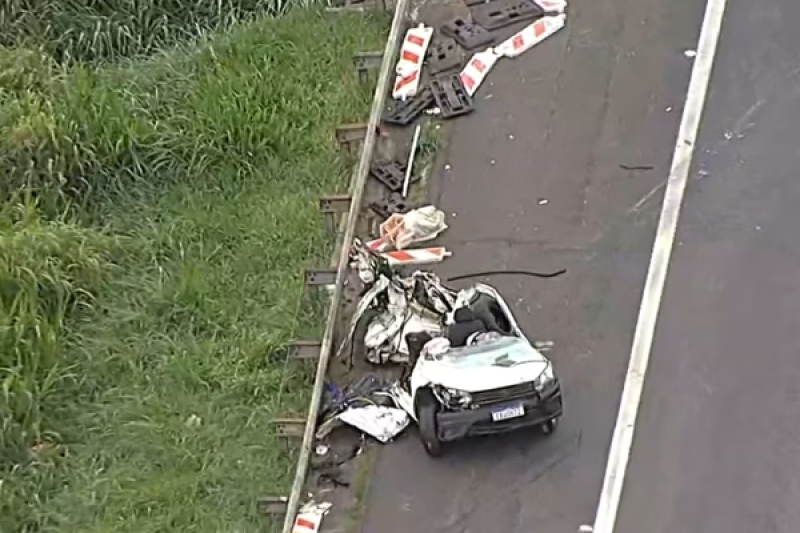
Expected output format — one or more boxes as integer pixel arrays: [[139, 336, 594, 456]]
[[410, 337, 550, 394], [346, 239, 563, 457]]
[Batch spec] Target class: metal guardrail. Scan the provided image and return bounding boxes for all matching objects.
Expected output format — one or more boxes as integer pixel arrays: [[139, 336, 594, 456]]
[[280, 1, 411, 531]]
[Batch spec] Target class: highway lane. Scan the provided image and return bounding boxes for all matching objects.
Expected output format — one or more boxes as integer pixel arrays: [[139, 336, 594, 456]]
[[613, 0, 800, 531], [359, 0, 708, 531]]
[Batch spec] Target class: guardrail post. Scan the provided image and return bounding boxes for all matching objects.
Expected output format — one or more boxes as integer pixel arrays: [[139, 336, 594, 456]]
[[271, 418, 306, 440], [353, 51, 384, 84], [304, 268, 337, 288], [319, 194, 372, 238], [288, 340, 322, 361], [335, 123, 369, 154], [256, 496, 289, 517], [319, 194, 352, 234]]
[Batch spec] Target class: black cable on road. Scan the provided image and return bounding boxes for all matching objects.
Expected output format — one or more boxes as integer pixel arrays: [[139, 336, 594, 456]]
[[447, 269, 567, 282]]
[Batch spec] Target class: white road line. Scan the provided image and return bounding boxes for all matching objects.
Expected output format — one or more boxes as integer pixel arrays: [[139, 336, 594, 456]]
[[591, 0, 730, 531]]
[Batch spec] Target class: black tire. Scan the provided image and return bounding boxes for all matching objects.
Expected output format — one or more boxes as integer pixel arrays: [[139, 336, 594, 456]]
[[541, 417, 559, 436], [415, 389, 443, 457]]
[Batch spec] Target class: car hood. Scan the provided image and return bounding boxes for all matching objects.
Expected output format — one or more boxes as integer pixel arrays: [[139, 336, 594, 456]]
[[421, 350, 551, 393]]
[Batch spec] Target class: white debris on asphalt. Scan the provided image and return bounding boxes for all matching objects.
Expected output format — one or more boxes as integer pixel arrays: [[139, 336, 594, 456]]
[[338, 405, 410, 443], [378, 205, 448, 249], [315, 444, 329, 456], [579, 525, 594, 533], [292, 501, 333, 533], [533, 0, 568, 13], [684, 49, 697, 58]]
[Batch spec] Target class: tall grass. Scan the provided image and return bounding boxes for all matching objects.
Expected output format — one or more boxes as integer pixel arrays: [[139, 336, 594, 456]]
[[0, 7, 389, 533], [0, 0, 325, 64], [0, 197, 113, 455]]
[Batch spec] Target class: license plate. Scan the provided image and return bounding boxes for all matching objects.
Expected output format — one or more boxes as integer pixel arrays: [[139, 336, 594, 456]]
[[491, 403, 525, 422]]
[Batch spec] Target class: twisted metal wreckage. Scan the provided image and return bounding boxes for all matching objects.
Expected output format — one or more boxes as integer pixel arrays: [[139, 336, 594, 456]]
[[315, 238, 563, 458]]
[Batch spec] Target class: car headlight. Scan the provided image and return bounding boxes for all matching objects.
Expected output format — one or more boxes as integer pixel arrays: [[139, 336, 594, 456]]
[[432, 385, 472, 407], [533, 363, 556, 392]]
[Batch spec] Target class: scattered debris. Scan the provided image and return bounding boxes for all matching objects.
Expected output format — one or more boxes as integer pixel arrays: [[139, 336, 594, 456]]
[[470, 0, 544, 31], [431, 74, 474, 119], [619, 164, 654, 171], [292, 501, 332, 533], [684, 49, 697, 58], [496, 14, 567, 58], [378, 205, 448, 249], [383, 86, 436, 126], [369, 192, 413, 219], [441, 17, 494, 50], [370, 160, 411, 192], [579, 526, 594, 533], [535, 340, 555, 352], [403, 124, 423, 197], [380, 246, 452, 267], [339, 405, 411, 442], [299, 0, 575, 515], [447, 268, 567, 281], [460, 47, 500, 96], [534, 0, 568, 13], [393, 24, 434, 100], [426, 37, 463, 75], [315, 444, 330, 456], [344, 244, 564, 457]]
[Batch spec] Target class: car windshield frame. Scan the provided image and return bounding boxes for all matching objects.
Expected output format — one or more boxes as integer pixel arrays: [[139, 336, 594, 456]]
[[431, 336, 540, 365]]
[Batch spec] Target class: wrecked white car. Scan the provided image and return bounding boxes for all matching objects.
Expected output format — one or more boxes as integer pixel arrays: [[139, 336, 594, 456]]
[[346, 240, 563, 457], [407, 284, 562, 457]]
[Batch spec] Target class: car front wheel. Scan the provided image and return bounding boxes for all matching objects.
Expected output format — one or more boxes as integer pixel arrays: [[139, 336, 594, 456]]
[[415, 389, 443, 457], [541, 417, 559, 435]]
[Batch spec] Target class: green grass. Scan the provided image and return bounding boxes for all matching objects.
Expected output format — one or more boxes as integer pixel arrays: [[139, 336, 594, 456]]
[[0, 0, 323, 64], [0, 7, 389, 533]]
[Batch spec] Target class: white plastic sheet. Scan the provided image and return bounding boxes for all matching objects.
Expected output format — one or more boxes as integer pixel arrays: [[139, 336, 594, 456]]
[[338, 405, 410, 443], [379, 205, 448, 250]]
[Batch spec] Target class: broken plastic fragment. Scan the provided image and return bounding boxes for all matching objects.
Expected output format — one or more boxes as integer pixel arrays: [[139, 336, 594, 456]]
[[533, 0, 568, 13], [292, 501, 333, 533], [338, 405, 410, 443]]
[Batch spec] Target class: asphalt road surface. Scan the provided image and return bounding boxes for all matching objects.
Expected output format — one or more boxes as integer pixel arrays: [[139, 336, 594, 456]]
[[613, 0, 800, 532], [362, 0, 800, 530], [360, 0, 710, 530]]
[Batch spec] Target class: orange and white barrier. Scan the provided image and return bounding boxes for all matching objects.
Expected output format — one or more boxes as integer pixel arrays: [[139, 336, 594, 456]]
[[292, 502, 332, 533], [459, 48, 500, 97], [496, 14, 566, 58], [380, 247, 452, 267], [393, 24, 434, 101], [366, 238, 386, 251], [533, 0, 567, 13]]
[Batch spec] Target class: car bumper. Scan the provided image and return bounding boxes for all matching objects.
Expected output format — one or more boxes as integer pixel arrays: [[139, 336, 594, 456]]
[[435, 385, 563, 442]]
